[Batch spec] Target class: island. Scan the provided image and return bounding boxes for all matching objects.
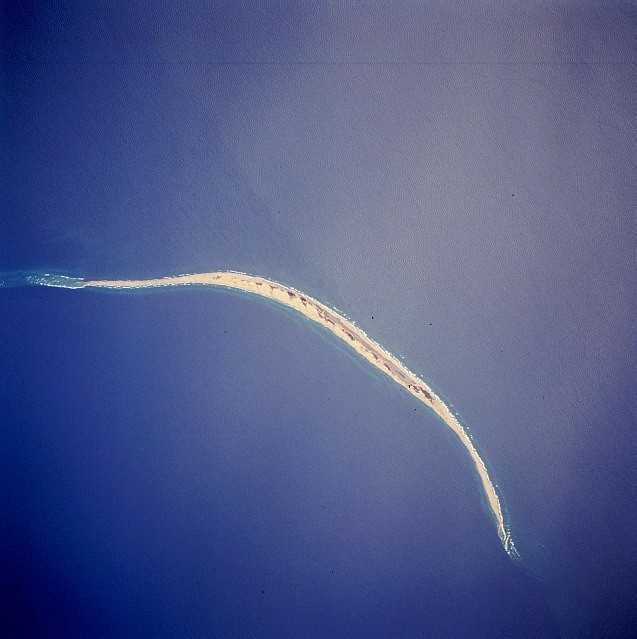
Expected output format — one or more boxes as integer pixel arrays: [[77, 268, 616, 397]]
[[37, 270, 518, 558]]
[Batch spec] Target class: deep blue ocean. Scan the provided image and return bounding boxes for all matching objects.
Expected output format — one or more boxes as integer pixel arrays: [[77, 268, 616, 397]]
[[2, 3, 636, 637]]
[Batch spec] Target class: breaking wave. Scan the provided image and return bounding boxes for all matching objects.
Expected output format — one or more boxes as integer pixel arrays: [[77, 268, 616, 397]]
[[0, 271, 86, 289]]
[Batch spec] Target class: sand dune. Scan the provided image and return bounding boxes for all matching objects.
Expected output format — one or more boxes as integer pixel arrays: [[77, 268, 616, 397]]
[[75, 271, 517, 557]]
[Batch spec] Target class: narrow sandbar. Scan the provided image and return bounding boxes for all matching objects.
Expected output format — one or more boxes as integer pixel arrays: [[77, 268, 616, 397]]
[[74, 271, 517, 557]]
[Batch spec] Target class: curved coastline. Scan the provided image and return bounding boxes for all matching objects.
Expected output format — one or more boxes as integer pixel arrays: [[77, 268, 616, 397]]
[[28, 270, 518, 558]]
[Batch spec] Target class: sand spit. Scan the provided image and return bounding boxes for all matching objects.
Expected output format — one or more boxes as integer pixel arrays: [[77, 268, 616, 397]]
[[75, 271, 517, 558]]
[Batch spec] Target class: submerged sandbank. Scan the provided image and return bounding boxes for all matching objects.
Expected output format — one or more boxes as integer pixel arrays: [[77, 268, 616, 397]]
[[38, 270, 518, 558]]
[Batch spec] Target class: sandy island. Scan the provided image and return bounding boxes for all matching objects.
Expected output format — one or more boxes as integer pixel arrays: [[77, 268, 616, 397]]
[[65, 271, 517, 557]]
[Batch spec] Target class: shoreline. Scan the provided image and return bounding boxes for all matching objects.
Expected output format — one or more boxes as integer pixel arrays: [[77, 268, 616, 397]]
[[46, 270, 518, 558]]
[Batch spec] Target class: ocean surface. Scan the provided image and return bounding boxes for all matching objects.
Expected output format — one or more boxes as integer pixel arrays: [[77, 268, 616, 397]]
[[2, 3, 636, 637]]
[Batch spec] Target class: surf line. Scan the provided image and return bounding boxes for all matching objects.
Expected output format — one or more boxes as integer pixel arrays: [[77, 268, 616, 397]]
[[38, 270, 518, 558]]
